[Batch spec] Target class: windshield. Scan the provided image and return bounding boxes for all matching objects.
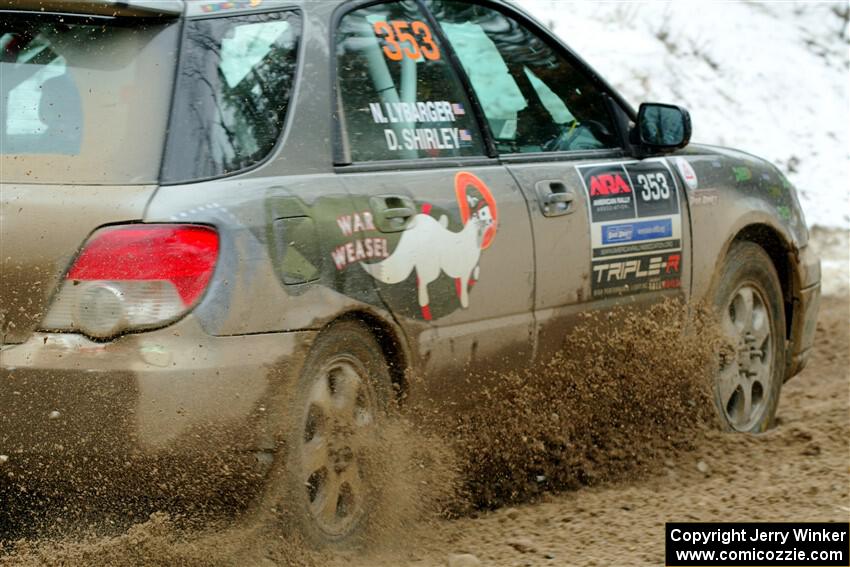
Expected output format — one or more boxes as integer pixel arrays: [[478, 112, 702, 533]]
[[0, 14, 179, 184]]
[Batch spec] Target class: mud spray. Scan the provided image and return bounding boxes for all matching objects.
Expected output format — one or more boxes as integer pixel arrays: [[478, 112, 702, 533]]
[[440, 300, 721, 509], [1, 299, 723, 565], [0, 418, 459, 566]]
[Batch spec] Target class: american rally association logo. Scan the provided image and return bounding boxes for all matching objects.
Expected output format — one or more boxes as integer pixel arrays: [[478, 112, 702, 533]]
[[361, 172, 498, 320]]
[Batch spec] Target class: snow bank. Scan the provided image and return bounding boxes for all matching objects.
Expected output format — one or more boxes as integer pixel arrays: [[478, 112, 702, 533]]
[[521, 0, 850, 229]]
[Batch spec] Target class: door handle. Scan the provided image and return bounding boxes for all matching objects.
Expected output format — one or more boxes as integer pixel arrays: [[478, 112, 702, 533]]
[[382, 206, 415, 220], [535, 180, 576, 217], [369, 195, 416, 232], [544, 192, 574, 205]]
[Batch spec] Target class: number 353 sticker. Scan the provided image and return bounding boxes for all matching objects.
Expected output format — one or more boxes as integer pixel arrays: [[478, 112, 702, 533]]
[[373, 20, 441, 61], [628, 162, 680, 218]]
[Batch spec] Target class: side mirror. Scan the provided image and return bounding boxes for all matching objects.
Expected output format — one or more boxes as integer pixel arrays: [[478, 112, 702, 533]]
[[634, 103, 691, 152]]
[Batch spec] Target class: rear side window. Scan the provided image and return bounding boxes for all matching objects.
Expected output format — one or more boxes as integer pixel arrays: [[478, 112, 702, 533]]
[[161, 11, 300, 184], [428, 1, 620, 154], [335, 1, 484, 163]]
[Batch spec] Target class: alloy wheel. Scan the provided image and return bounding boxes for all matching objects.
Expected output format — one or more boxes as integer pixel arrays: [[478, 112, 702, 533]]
[[717, 284, 775, 431], [299, 356, 375, 537]]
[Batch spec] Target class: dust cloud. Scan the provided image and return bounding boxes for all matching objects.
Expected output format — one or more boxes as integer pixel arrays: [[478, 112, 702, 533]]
[[0, 419, 460, 566], [442, 299, 720, 508]]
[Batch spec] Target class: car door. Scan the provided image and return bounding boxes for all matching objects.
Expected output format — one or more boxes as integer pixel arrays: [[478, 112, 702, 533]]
[[332, 0, 536, 396], [428, 0, 690, 360]]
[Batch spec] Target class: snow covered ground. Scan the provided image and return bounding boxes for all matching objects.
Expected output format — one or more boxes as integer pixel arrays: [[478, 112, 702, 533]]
[[521, 0, 850, 231]]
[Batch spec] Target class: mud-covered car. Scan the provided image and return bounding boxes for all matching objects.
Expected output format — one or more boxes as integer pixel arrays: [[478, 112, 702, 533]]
[[0, 0, 820, 546]]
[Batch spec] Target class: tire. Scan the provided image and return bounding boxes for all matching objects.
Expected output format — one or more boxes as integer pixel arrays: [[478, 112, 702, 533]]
[[711, 241, 786, 432], [268, 320, 392, 548]]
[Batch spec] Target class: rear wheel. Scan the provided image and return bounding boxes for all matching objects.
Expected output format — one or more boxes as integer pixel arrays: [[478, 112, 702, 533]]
[[711, 242, 786, 432], [269, 320, 392, 548]]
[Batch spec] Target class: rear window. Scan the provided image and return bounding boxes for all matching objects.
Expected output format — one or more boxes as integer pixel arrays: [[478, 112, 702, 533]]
[[161, 11, 301, 184], [0, 14, 179, 184]]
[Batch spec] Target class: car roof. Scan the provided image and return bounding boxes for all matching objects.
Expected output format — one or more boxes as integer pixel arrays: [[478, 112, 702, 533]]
[[1, 0, 525, 20], [0, 0, 342, 18], [2, 0, 184, 17]]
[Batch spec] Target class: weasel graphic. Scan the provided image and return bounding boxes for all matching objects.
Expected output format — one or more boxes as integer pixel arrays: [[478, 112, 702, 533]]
[[360, 172, 498, 320]]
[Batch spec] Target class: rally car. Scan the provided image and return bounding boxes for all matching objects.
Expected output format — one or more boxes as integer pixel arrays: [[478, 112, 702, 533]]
[[0, 0, 820, 546]]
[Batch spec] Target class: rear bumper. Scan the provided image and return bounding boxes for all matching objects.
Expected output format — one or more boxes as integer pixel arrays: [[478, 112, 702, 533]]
[[0, 316, 315, 463]]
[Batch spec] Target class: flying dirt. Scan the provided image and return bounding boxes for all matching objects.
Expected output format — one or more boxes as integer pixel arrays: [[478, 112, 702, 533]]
[[1, 267, 847, 567]]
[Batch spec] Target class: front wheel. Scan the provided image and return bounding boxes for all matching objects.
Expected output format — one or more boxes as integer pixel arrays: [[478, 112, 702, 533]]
[[711, 241, 786, 432]]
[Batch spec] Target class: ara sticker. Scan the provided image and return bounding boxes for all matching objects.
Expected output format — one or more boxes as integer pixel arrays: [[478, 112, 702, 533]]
[[360, 172, 498, 320], [581, 165, 636, 223], [673, 157, 698, 190]]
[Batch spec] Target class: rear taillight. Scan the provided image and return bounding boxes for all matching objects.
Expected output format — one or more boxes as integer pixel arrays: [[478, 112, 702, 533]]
[[41, 224, 219, 339]]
